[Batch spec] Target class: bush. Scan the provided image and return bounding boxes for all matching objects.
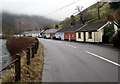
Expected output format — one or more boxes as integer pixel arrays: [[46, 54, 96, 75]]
[[111, 30, 120, 47], [109, 2, 120, 9], [7, 37, 37, 57]]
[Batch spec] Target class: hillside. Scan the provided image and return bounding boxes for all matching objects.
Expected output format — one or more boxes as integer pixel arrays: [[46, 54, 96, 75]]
[[59, 2, 120, 27], [2, 12, 59, 35]]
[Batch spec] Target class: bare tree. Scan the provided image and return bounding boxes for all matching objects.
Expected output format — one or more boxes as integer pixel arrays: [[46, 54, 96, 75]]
[[97, 1, 106, 19], [75, 6, 85, 24]]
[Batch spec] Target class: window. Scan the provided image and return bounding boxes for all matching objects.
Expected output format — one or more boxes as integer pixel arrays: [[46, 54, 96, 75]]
[[78, 33, 81, 38], [88, 32, 92, 39]]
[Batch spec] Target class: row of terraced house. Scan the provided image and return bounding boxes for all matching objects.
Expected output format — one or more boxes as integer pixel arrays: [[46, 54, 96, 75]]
[[42, 21, 119, 43]]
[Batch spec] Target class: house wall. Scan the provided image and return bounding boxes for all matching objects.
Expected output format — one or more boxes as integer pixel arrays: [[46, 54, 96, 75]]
[[31, 33, 40, 37], [64, 32, 76, 40], [76, 29, 104, 42], [86, 29, 104, 42], [50, 33, 55, 39], [114, 24, 118, 34], [45, 33, 50, 38], [94, 29, 104, 42], [55, 32, 64, 40], [76, 32, 84, 41], [64, 32, 69, 40], [85, 32, 94, 42]]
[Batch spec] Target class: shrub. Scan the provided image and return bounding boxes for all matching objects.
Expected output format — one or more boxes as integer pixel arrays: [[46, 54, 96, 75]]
[[111, 29, 120, 47], [7, 37, 37, 57]]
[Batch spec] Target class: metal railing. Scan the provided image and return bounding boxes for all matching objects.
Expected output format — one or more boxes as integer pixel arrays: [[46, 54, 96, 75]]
[[0, 40, 39, 83]]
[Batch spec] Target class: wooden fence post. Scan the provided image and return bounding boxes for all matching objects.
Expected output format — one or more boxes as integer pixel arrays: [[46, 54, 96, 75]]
[[32, 44, 35, 58], [35, 43, 37, 54], [15, 53, 21, 82], [26, 48, 30, 65], [36, 41, 39, 51]]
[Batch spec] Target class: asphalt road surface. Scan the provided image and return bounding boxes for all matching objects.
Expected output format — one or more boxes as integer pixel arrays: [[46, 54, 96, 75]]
[[38, 38, 119, 82]]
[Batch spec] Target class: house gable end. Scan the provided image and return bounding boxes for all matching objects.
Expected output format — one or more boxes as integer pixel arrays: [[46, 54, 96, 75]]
[[97, 21, 110, 31]]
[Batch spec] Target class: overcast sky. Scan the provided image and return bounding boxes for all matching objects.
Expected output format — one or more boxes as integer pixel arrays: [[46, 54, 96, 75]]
[[2, 0, 98, 21]]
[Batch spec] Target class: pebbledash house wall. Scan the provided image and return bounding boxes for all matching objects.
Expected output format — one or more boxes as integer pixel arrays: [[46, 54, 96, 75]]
[[45, 33, 50, 38], [64, 32, 76, 41], [76, 29, 104, 42], [50, 33, 55, 39], [55, 32, 64, 40], [86, 29, 104, 42], [76, 32, 84, 42]]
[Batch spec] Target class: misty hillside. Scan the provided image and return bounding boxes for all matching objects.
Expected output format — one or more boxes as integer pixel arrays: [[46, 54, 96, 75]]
[[2, 12, 59, 35]]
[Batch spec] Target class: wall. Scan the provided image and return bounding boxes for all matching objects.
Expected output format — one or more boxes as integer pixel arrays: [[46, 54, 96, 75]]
[[86, 29, 104, 42], [94, 29, 104, 42], [85, 32, 94, 42], [50, 33, 55, 39], [76, 32, 84, 42], [64, 32, 76, 41], [76, 29, 104, 42], [45, 33, 50, 38], [55, 32, 64, 40], [114, 24, 118, 34]]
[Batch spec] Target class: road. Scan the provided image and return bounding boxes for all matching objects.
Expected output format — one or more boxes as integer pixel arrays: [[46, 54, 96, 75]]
[[38, 38, 119, 82]]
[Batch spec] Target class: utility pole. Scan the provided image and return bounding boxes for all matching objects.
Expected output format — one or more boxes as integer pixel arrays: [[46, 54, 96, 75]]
[[19, 22, 21, 37], [40, 28, 41, 35]]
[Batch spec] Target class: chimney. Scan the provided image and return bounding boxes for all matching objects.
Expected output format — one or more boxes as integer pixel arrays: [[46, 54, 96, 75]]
[[107, 15, 114, 22]]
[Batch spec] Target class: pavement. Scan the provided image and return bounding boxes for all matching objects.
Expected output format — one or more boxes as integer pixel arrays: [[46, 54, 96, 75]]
[[38, 38, 119, 82]]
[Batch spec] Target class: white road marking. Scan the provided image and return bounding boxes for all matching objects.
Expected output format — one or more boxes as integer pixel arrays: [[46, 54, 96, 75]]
[[66, 44, 76, 48], [86, 51, 120, 67]]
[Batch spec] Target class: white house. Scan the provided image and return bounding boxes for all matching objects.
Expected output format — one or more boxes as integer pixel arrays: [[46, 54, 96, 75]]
[[76, 21, 116, 42], [23, 31, 40, 37]]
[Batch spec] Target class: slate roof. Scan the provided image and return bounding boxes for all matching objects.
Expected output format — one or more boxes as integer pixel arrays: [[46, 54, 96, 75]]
[[77, 21, 107, 32], [57, 24, 84, 32], [44, 28, 61, 33]]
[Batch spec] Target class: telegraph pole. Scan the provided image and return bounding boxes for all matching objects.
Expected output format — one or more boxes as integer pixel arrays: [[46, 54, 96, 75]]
[[19, 22, 21, 37]]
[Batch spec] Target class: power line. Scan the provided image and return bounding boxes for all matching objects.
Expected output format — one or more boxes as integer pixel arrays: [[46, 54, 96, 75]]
[[40, 0, 80, 18]]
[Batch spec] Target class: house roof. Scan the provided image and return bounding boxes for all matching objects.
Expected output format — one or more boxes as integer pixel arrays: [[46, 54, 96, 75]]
[[41, 30, 45, 33], [113, 21, 120, 28], [77, 21, 108, 32], [44, 28, 61, 33], [24, 31, 40, 34], [57, 24, 84, 32]]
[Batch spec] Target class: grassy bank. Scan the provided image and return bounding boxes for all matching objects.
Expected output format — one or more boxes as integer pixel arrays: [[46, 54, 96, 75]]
[[1, 37, 44, 83]]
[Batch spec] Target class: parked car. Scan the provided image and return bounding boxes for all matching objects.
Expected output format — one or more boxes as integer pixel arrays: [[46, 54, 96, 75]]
[[53, 36, 61, 40], [52, 36, 56, 40], [43, 36, 47, 39], [56, 36, 61, 40], [38, 35, 43, 38]]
